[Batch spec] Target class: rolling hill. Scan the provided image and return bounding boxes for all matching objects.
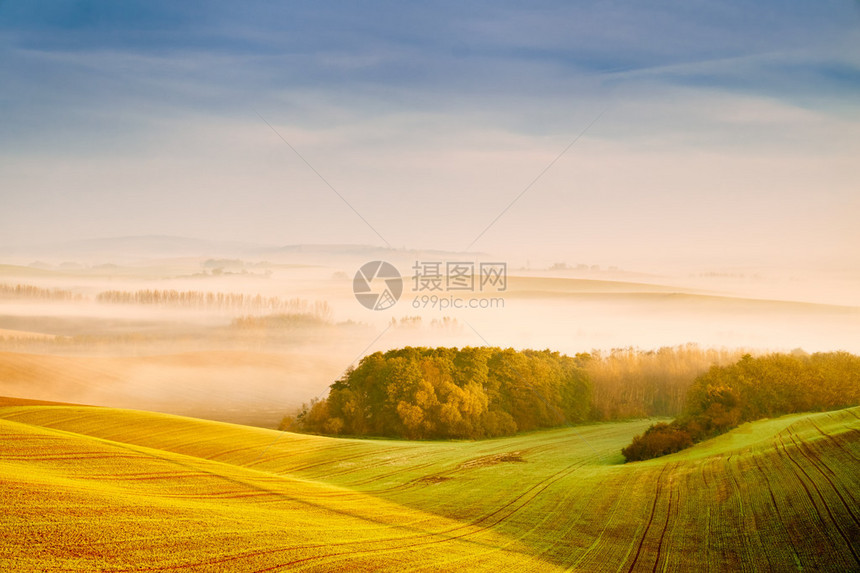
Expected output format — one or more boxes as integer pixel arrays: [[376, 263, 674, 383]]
[[1, 403, 858, 571]]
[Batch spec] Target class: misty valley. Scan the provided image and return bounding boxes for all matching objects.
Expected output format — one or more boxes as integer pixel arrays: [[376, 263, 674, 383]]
[[3, 3, 860, 569], [1, 245, 859, 571]]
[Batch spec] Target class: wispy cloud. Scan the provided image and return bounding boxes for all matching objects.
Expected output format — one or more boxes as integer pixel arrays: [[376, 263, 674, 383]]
[[1, 1, 858, 268]]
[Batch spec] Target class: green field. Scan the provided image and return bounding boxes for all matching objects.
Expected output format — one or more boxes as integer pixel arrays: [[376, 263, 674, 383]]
[[2, 404, 859, 571]]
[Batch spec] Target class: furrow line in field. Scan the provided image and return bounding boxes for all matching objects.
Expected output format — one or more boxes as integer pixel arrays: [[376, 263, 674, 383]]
[[255, 466, 578, 573], [291, 454, 439, 486], [750, 452, 803, 569], [85, 471, 216, 481], [773, 436, 827, 524], [340, 444, 552, 493], [726, 454, 762, 572], [0, 433, 61, 439], [0, 453, 150, 461], [700, 463, 713, 573], [626, 463, 670, 573], [96, 440, 464, 539], [786, 429, 860, 530], [250, 458, 594, 572], [459, 450, 611, 566], [566, 467, 637, 572], [113, 439, 592, 572], [128, 458, 588, 573], [203, 444, 269, 460], [443, 459, 590, 534], [211, 440, 368, 465], [651, 477, 676, 573], [395, 461, 607, 572], [250, 445, 406, 473], [809, 418, 860, 463], [341, 462, 441, 490], [160, 491, 288, 501], [776, 432, 860, 567]]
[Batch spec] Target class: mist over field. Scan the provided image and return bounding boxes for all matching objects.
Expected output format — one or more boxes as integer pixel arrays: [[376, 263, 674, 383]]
[[0, 238, 856, 427], [2, 3, 860, 571]]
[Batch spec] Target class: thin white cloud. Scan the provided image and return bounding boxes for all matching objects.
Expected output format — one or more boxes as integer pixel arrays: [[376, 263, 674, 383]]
[[1, 1, 859, 273]]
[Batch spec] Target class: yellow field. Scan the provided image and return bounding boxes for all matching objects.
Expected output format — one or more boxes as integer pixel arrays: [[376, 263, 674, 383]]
[[2, 404, 859, 571]]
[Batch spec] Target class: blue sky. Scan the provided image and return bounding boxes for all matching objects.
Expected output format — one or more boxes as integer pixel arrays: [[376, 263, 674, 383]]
[[1, 1, 859, 268]]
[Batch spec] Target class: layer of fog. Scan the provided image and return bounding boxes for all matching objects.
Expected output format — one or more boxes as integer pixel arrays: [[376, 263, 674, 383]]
[[1, 249, 858, 427]]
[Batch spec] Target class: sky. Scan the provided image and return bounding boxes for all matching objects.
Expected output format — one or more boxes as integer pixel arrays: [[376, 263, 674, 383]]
[[1, 1, 860, 271]]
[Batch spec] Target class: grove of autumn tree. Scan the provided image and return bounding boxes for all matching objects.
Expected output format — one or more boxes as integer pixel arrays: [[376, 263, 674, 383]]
[[289, 346, 591, 439], [622, 351, 860, 461]]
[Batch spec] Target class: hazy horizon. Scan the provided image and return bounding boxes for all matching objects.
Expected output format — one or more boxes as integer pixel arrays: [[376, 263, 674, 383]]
[[2, 2, 860, 420], [2, 2, 859, 274], [3, 6, 860, 570]]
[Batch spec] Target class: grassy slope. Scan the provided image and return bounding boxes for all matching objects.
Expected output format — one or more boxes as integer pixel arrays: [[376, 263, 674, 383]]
[[1, 406, 859, 572]]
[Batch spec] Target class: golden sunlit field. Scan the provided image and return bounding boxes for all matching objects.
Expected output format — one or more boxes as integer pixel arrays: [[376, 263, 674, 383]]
[[2, 403, 859, 571], [4, 1, 860, 571], [2, 256, 859, 570]]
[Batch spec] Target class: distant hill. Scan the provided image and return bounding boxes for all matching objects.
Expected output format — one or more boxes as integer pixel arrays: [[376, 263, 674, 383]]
[[0, 396, 87, 407], [0, 235, 489, 266], [0, 235, 256, 261]]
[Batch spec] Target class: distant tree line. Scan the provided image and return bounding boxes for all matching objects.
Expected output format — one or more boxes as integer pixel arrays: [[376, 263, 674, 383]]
[[0, 283, 333, 320], [287, 347, 591, 439], [231, 313, 331, 329], [586, 344, 743, 420], [0, 283, 84, 302], [96, 289, 331, 318], [388, 316, 463, 332], [622, 352, 860, 461]]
